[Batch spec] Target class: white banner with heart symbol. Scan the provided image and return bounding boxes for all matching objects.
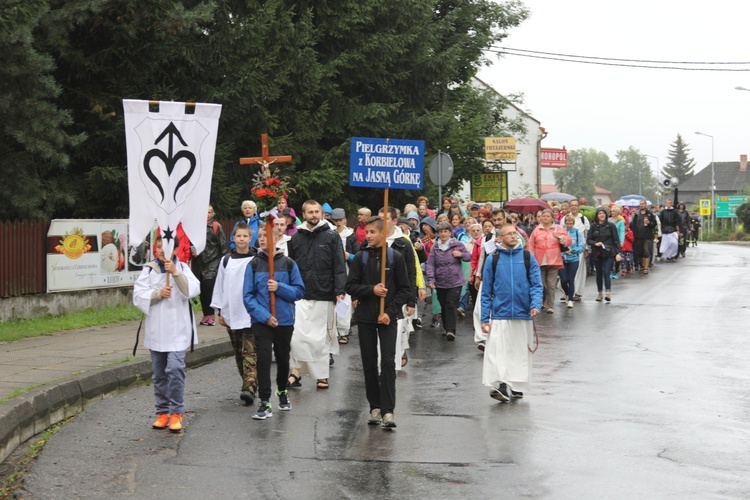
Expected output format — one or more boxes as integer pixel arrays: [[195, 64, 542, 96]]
[[124, 99, 222, 259]]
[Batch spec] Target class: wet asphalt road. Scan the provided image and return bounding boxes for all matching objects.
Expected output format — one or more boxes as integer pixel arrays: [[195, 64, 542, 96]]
[[20, 244, 750, 499]]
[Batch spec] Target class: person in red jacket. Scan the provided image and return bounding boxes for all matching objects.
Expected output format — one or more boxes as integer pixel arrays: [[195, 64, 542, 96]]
[[621, 226, 635, 275], [355, 207, 370, 246]]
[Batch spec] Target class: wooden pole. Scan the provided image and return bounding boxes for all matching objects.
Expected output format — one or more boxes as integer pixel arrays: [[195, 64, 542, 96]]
[[267, 217, 276, 318], [380, 188, 389, 315]]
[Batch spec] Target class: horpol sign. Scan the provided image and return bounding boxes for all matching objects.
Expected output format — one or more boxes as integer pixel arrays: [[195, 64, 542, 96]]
[[350, 137, 425, 190]]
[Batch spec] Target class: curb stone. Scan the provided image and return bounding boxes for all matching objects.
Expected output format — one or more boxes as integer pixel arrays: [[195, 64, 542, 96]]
[[0, 339, 232, 464]]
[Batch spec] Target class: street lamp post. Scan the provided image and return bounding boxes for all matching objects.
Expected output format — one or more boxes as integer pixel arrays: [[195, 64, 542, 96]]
[[645, 154, 660, 203], [694, 132, 715, 234]]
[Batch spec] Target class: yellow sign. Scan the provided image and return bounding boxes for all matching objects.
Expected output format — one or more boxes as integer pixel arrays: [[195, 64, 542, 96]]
[[699, 198, 711, 216], [54, 227, 92, 260], [485, 137, 517, 161], [471, 173, 508, 202]]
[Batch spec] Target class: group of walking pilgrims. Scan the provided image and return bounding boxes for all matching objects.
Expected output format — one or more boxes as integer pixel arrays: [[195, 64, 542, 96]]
[[132, 193, 695, 432]]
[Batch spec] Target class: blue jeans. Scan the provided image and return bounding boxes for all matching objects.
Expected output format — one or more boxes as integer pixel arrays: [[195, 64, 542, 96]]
[[594, 257, 614, 292], [150, 350, 187, 415], [458, 285, 470, 310], [559, 260, 579, 299]]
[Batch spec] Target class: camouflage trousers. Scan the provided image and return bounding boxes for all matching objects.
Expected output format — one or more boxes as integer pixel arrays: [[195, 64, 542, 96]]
[[227, 328, 256, 393]]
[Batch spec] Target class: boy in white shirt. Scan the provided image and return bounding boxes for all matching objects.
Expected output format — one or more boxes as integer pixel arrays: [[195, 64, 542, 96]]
[[211, 223, 257, 405], [133, 235, 200, 433]]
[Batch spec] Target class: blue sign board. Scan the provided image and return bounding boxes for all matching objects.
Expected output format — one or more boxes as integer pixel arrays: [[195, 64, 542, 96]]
[[350, 137, 425, 190]]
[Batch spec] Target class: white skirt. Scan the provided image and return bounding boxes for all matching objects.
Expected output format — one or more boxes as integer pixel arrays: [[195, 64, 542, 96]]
[[660, 232, 679, 259], [291, 300, 338, 364], [473, 281, 484, 343], [482, 319, 533, 393]]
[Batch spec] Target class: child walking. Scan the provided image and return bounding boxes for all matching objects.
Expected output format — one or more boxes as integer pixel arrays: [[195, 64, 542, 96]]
[[243, 224, 305, 420], [133, 235, 200, 433], [346, 216, 411, 429], [211, 222, 257, 405]]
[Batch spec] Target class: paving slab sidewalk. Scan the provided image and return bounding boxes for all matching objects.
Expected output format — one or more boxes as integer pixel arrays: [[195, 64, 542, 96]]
[[0, 321, 229, 401], [0, 320, 232, 464]]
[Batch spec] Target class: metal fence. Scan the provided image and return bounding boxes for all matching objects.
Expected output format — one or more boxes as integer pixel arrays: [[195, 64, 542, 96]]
[[0, 220, 49, 297], [0, 219, 239, 298]]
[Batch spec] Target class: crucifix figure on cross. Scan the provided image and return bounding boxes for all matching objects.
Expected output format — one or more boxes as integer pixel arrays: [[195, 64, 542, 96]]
[[240, 133, 293, 175], [239, 133, 293, 317]]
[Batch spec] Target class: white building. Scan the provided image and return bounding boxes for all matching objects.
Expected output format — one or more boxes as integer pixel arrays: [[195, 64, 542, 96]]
[[457, 77, 544, 204]]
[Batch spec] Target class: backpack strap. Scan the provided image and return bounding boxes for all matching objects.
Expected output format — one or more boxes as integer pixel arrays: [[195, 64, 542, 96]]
[[189, 299, 195, 353], [490, 249, 531, 297], [132, 317, 144, 357], [361, 247, 393, 268], [251, 253, 293, 282]]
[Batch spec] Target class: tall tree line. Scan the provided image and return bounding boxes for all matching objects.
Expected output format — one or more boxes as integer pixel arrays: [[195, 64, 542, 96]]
[[0, 0, 529, 220]]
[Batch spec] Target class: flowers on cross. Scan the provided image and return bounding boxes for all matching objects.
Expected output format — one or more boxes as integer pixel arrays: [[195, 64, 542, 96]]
[[251, 166, 294, 216]]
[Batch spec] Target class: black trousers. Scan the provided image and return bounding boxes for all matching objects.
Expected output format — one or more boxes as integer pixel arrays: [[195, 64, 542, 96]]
[[252, 323, 293, 402], [358, 321, 397, 415], [199, 277, 216, 316], [469, 280, 479, 313], [436, 286, 462, 333]]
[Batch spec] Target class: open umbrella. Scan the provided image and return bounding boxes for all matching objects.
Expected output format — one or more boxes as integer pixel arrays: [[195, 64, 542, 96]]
[[540, 192, 577, 202], [615, 198, 651, 207], [503, 197, 551, 215], [619, 194, 646, 200]]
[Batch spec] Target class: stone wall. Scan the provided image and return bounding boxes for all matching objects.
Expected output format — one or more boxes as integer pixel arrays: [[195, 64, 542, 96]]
[[0, 287, 133, 322]]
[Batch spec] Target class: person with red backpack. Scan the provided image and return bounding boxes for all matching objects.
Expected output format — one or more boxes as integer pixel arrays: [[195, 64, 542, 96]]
[[191, 205, 227, 326]]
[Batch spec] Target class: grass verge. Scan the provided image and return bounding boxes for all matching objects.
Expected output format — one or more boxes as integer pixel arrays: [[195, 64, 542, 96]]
[[0, 305, 143, 343], [0, 417, 73, 499]]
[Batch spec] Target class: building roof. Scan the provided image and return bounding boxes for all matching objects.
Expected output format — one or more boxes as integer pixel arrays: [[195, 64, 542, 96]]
[[678, 161, 750, 196], [471, 77, 541, 125], [541, 184, 612, 196]]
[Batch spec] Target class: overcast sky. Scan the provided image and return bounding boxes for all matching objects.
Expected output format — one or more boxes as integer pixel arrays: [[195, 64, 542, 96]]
[[478, 0, 750, 181]]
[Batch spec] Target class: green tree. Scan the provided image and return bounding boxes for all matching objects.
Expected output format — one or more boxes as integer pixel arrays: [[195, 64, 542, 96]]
[[736, 202, 750, 231], [663, 133, 696, 185], [0, 0, 84, 220], [4, 0, 529, 220], [553, 148, 608, 202], [596, 147, 658, 201]]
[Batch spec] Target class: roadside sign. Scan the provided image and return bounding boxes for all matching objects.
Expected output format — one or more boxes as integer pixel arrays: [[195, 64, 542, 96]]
[[715, 195, 748, 218], [541, 148, 568, 168], [699, 199, 711, 216], [471, 173, 508, 202], [485, 137, 516, 161], [350, 137, 425, 190], [428, 153, 453, 186]]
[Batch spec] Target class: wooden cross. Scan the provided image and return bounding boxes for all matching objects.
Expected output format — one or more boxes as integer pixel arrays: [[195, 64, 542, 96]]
[[239, 134, 293, 318], [239, 133, 293, 171]]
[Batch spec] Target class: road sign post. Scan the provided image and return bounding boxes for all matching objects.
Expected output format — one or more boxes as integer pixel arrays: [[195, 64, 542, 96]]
[[428, 152, 453, 203], [715, 195, 748, 218]]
